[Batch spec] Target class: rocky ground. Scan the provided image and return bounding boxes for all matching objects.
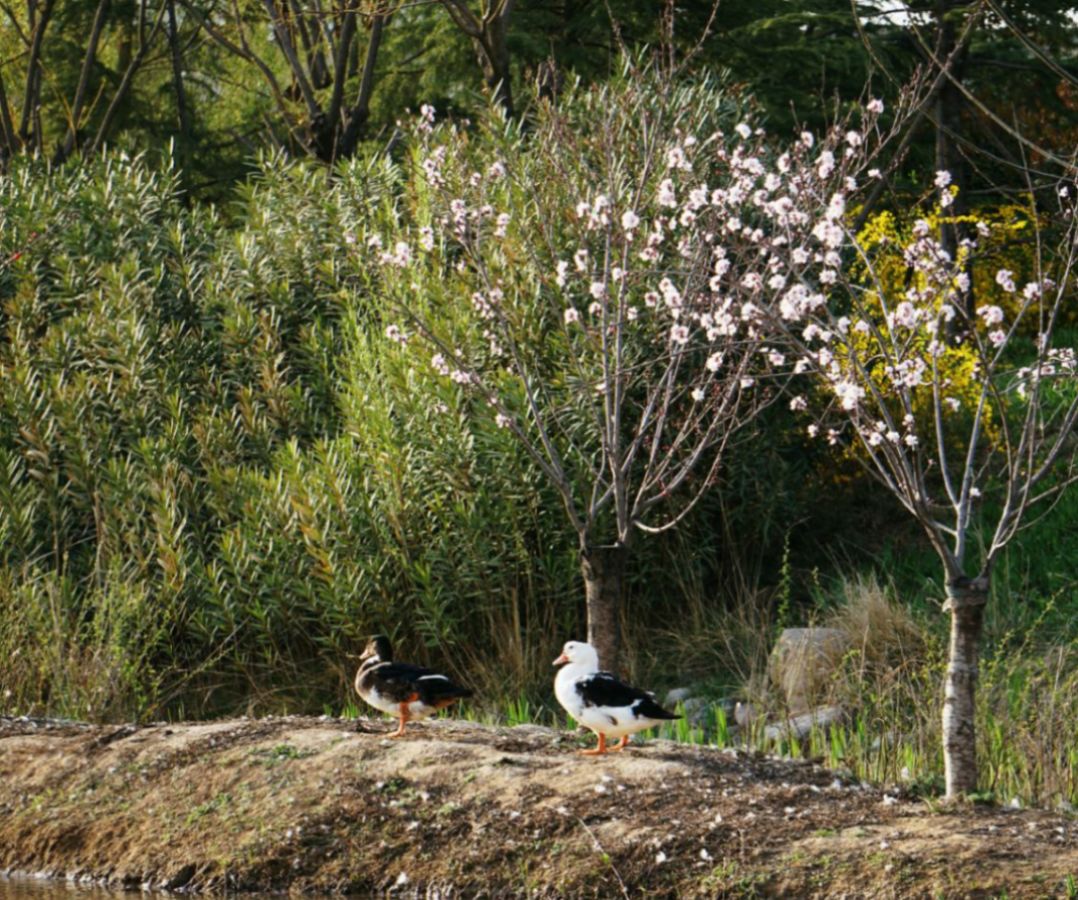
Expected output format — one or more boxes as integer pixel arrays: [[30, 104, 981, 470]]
[[1, 714, 1076, 898]]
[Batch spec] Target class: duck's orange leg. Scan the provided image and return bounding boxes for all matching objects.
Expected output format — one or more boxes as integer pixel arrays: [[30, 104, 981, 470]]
[[579, 732, 608, 756], [611, 735, 631, 752], [390, 694, 419, 738]]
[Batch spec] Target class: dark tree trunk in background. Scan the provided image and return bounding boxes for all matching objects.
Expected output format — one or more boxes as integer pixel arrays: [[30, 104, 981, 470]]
[[54, 0, 109, 164], [335, 11, 386, 161], [942, 576, 988, 798], [166, 0, 192, 143], [581, 543, 626, 674], [478, 12, 513, 116], [439, 0, 515, 117]]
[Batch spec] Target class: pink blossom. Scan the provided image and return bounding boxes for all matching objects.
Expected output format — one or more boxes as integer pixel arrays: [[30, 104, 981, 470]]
[[688, 186, 709, 211], [978, 305, 1004, 325], [564, 308, 580, 325], [866, 98, 884, 114], [670, 324, 690, 344], [834, 380, 865, 411], [666, 146, 690, 170], [621, 210, 640, 231], [789, 395, 807, 412], [995, 269, 1016, 292], [893, 302, 918, 329], [658, 179, 677, 208]]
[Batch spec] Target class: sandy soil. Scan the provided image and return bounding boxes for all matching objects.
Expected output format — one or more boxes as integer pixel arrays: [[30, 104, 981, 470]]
[[1, 714, 1076, 897]]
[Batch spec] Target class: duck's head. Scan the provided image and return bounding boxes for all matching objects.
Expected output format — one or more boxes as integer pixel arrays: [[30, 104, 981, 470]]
[[361, 634, 393, 663], [553, 640, 599, 669]]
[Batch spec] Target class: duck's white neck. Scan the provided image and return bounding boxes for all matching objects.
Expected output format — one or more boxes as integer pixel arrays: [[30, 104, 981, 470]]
[[556, 659, 595, 686]]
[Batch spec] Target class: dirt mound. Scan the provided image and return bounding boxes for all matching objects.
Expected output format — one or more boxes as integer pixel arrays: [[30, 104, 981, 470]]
[[1, 715, 1075, 897]]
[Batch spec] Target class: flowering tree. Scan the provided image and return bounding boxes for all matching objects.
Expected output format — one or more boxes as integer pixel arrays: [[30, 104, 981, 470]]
[[762, 164, 1078, 797], [368, 71, 897, 670]]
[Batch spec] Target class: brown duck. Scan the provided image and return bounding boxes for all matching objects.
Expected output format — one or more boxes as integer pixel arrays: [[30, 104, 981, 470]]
[[354, 635, 472, 737]]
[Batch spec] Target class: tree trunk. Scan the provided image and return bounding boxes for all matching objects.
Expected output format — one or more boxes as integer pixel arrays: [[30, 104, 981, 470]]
[[581, 543, 626, 673], [335, 12, 385, 160], [942, 576, 988, 799], [166, 0, 192, 141], [479, 14, 512, 117]]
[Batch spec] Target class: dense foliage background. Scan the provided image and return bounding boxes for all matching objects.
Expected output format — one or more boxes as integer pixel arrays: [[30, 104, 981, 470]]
[[1, 0, 1077, 804]]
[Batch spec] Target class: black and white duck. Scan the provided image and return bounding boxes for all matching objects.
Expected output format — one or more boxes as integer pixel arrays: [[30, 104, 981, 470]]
[[354, 635, 472, 737], [553, 640, 679, 754]]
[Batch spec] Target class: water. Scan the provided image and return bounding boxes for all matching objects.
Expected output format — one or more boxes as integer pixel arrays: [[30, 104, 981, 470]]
[[0, 878, 124, 900]]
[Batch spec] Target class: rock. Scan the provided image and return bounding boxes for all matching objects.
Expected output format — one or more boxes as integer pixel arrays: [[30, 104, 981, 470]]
[[763, 705, 844, 741], [664, 687, 693, 707], [769, 628, 850, 714]]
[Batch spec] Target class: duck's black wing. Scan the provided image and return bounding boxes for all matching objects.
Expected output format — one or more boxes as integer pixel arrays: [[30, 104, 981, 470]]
[[576, 671, 679, 720], [375, 661, 472, 704]]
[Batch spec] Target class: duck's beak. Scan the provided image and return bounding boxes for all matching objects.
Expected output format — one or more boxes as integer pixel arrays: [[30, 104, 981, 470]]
[[552, 652, 569, 666]]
